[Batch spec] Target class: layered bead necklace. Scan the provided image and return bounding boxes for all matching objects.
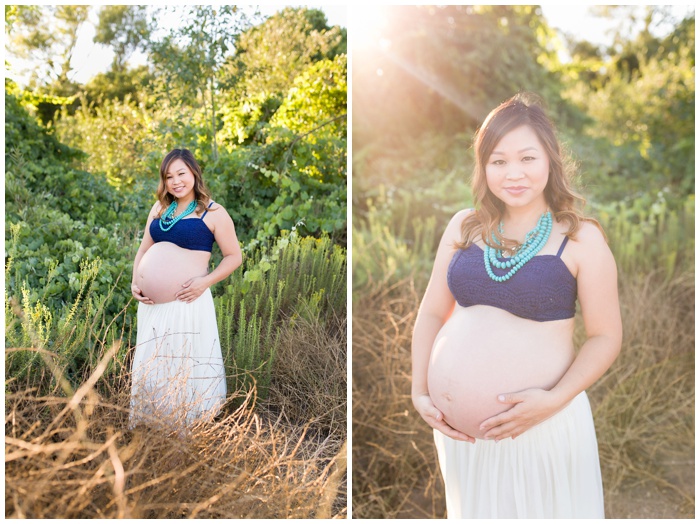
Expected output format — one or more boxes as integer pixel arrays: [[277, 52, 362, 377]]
[[483, 210, 553, 282], [159, 200, 198, 231]]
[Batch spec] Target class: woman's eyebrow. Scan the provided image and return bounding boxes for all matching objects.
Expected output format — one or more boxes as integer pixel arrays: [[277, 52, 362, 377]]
[[491, 146, 539, 155]]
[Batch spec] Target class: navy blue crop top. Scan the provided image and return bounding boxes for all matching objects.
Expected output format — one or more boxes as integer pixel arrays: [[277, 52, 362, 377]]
[[447, 237, 577, 322], [149, 202, 215, 252]]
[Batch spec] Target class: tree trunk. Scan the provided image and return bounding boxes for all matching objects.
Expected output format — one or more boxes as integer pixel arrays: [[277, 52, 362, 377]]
[[210, 77, 218, 161]]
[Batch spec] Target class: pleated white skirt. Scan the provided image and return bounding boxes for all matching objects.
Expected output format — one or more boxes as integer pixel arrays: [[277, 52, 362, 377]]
[[433, 391, 604, 519], [130, 288, 226, 428]]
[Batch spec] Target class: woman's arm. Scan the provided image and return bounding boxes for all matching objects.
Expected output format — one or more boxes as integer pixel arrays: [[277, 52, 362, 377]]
[[131, 202, 160, 304], [480, 222, 623, 440], [412, 209, 475, 442], [175, 203, 243, 303]]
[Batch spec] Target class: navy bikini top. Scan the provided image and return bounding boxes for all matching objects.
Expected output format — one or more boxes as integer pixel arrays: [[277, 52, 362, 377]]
[[149, 202, 215, 252], [447, 236, 577, 322]]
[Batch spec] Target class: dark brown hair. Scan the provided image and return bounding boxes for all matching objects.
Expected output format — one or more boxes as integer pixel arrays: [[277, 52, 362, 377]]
[[458, 92, 599, 250], [156, 149, 212, 217]]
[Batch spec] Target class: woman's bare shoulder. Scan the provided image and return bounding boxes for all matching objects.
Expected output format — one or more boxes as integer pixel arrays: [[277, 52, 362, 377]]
[[206, 200, 225, 212], [569, 220, 615, 275], [148, 200, 162, 217], [445, 208, 475, 229], [204, 200, 234, 224], [452, 207, 475, 222], [442, 208, 475, 241], [572, 220, 608, 250]]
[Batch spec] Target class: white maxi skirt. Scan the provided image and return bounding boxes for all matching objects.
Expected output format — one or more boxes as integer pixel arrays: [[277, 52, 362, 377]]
[[433, 391, 604, 519], [130, 288, 227, 428]]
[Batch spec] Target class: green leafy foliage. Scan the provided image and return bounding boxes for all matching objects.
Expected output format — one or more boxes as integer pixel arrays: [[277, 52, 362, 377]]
[[216, 231, 346, 401], [4, 90, 147, 384], [218, 7, 345, 149], [563, 11, 695, 197], [5, 7, 348, 399], [592, 193, 694, 279], [53, 93, 165, 188]]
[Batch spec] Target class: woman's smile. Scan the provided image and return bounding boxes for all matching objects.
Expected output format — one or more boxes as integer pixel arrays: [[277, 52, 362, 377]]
[[504, 185, 528, 195]]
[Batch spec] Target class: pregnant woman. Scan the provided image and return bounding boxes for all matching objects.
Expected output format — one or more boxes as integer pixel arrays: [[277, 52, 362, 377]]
[[130, 148, 242, 428], [412, 94, 622, 518]]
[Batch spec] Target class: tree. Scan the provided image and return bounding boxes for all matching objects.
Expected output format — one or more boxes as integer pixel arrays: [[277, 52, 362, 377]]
[[218, 7, 346, 147], [221, 7, 345, 96], [93, 5, 153, 72], [5, 5, 90, 87], [148, 5, 253, 161], [563, 10, 695, 198]]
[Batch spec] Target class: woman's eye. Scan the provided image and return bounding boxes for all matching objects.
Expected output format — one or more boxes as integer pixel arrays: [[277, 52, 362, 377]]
[[523, 156, 535, 162], [491, 159, 505, 165]]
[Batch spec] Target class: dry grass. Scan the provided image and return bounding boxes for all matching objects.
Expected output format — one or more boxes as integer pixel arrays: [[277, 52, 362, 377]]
[[266, 313, 347, 442], [351, 270, 694, 518], [587, 270, 695, 518], [6, 315, 348, 518]]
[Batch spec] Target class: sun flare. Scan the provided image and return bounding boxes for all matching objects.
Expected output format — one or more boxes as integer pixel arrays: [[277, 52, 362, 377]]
[[350, 5, 389, 50]]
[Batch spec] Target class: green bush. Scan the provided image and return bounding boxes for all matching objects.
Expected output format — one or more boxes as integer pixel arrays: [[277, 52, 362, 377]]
[[592, 192, 694, 279], [216, 231, 346, 401]]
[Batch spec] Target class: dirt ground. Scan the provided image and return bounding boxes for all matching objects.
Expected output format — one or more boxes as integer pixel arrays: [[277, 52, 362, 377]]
[[605, 460, 694, 518]]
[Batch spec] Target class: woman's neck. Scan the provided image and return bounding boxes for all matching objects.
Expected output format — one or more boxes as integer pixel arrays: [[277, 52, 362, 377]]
[[501, 204, 549, 240], [175, 196, 196, 208]]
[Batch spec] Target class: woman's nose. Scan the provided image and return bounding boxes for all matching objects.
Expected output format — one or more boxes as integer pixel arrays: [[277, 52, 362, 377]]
[[505, 167, 525, 180]]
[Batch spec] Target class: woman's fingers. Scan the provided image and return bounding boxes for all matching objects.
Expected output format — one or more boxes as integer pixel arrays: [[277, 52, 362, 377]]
[[422, 410, 474, 442], [434, 419, 475, 442]]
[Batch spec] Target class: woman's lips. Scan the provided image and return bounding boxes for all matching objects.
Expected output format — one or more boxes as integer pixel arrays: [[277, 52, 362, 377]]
[[504, 186, 528, 195]]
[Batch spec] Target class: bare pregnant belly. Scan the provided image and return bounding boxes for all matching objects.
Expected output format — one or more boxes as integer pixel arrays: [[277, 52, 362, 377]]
[[427, 305, 575, 439], [136, 242, 210, 304]]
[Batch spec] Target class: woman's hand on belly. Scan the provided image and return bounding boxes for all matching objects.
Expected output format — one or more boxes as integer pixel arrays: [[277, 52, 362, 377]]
[[479, 387, 564, 441], [413, 393, 476, 443], [174, 275, 209, 303], [131, 282, 154, 305]]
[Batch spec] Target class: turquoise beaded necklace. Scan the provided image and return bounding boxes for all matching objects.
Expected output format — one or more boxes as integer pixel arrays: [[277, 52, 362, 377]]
[[483, 211, 553, 282], [159, 200, 197, 231]]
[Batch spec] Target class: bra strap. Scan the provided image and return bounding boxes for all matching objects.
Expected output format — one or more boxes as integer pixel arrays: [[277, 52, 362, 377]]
[[556, 236, 570, 258], [201, 201, 214, 219]]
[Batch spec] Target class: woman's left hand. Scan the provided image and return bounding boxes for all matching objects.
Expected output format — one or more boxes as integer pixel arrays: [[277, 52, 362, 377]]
[[479, 388, 563, 441], [175, 276, 209, 303]]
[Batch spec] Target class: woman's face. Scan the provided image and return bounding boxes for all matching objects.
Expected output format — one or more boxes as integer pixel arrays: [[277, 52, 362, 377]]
[[164, 158, 196, 202], [484, 125, 549, 212]]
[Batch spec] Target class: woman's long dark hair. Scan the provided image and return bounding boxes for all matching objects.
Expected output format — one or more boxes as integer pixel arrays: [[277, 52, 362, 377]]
[[457, 92, 600, 250], [156, 149, 212, 217]]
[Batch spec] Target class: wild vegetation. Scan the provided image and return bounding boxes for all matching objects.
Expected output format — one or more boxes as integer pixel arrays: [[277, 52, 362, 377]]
[[5, 6, 346, 518], [352, 5, 694, 519]]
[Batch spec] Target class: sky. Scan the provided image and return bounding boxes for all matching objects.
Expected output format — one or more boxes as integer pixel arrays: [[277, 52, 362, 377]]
[[5, 4, 694, 87]]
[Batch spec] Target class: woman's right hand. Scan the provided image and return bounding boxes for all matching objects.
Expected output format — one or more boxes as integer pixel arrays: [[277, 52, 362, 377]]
[[131, 283, 154, 305], [412, 393, 475, 443]]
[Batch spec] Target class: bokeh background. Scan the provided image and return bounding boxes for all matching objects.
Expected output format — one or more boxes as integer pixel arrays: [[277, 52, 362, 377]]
[[351, 5, 694, 518]]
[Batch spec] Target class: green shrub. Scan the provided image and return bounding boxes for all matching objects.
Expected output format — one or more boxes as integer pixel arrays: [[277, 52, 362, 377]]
[[216, 231, 346, 401], [592, 192, 694, 279]]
